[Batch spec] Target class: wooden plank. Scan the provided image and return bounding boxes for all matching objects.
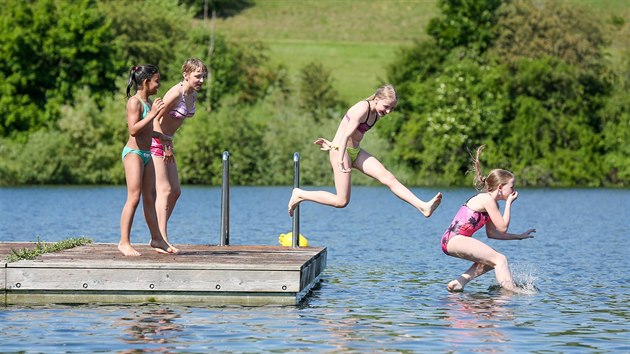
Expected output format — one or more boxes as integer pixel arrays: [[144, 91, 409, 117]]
[[1, 243, 38, 294], [11, 244, 325, 271], [6, 291, 299, 306], [6, 268, 301, 292], [2, 243, 327, 305], [1, 263, 5, 291]]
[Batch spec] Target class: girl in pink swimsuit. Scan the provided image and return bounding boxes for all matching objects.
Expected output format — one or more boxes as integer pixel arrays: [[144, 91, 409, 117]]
[[441, 146, 536, 293], [151, 58, 208, 253]]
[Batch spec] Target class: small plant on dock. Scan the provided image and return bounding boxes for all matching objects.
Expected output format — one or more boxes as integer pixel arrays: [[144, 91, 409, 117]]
[[6, 237, 93, 263]]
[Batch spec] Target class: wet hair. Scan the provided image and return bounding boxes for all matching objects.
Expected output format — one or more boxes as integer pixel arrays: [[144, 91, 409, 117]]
[[471, 145, 514, 192], [182, 58, 208, 78], [126, 64, 160, 98], [366, 84, 398, 102]]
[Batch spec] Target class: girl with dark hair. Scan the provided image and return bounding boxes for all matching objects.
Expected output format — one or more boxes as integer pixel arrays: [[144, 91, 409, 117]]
[[119, 65, 175, 256]]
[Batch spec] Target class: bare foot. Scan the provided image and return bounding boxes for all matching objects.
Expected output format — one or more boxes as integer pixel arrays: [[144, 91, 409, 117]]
[[420, 192, 443, 217], [118, 243, 141, 256], [288, 188, 302, 216], [447, 279, 464, 292], [150, 239, 173, 254], [165, 241, 179, 254]]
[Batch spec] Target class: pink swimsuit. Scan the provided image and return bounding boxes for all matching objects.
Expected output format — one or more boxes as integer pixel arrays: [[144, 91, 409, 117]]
[[151, 92, 197, 157], [441, 203, 490, 255]]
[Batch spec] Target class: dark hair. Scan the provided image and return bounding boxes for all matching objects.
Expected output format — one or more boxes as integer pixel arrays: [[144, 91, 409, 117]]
[[471, 145, 514, 192], [126, 65, 159, 98]]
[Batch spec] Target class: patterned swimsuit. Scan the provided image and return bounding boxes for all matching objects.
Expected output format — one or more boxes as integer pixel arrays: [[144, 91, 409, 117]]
[[441, 203, 490, 255], [151, 92, 197, 157]]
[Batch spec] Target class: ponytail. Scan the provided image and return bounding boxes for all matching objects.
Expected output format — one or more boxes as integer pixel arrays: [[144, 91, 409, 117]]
[[126, 64, 159, 98], [470, 145, 514, 192], [471, 145, 486, 191]]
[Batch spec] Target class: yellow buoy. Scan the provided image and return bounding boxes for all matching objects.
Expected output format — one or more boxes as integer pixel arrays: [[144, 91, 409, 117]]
[[278, 232, 309, 247]]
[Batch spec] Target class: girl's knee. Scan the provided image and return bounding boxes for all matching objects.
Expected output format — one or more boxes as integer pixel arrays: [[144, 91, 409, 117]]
[[334, 196, 350, 208], [493, 253, 509, 267], [158, 185, 179, 199], [126, 195, 141, 208]]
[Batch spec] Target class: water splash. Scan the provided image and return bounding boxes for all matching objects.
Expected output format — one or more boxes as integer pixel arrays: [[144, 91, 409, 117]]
[[512, 263, 539, 294], [486, 263, 539, 295]]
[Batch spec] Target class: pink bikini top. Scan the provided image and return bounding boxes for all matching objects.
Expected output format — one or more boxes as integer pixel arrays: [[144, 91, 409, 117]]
[[344, 100, 378, 134], [168, 92, 196, 119]]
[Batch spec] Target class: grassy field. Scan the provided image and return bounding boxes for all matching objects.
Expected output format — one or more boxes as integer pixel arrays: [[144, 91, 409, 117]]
[[215, 0, 438, 101], [215, 0, 628, 102]]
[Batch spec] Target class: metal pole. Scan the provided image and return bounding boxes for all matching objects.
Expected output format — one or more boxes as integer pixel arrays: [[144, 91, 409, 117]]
[[292, 152, 300, 247], [219, 151, 230, 246]]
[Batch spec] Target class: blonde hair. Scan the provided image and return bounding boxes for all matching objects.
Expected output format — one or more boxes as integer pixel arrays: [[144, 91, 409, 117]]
[[366, 84, 397, 102], [471, 145, 514, 192], [182, 58, 208, 77]]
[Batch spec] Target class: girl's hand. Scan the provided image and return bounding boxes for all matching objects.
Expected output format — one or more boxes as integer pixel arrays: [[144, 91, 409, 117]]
[[507, 191, 519, 203], [339, 161, 351, 173], [519, 228, 536, 239], [163, 144, 175, 164], [314, 138, 335, 151], [151, 97, 165, 116]]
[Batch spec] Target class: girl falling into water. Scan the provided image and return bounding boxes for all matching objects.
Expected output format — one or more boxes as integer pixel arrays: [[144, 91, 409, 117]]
[[440, 146, 536, 292], [288, 84, 442, 217]]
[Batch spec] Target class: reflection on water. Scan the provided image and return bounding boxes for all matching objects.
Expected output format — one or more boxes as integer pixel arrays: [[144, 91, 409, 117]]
[[1, 186, 629, 352], [444, 293, 513, 350], [117, 306, 183, 348]]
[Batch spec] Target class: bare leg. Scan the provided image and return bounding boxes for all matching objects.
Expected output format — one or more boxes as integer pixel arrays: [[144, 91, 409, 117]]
[[142, 161, 176, 254], [288, 149, 352, 216], [153, 156, 181, 252], [119, 155, 143, 256], [446, 235, 515, 291], [448, 262, 493, 292], [355, 150, 442, 217]]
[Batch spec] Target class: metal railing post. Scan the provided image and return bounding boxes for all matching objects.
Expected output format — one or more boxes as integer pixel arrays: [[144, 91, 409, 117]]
[[219, 151, 230, 246], [292, 152, 300, 247]]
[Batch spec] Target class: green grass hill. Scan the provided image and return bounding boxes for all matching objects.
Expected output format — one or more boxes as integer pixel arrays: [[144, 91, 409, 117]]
[[215, 0, 627, 102]]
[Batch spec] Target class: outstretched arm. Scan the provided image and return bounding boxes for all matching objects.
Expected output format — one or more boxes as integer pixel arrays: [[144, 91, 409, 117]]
[[486, 222, 536, 240]]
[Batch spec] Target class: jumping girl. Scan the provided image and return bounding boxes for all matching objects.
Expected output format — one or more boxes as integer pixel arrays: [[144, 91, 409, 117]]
[[288, 84, 442, 218]]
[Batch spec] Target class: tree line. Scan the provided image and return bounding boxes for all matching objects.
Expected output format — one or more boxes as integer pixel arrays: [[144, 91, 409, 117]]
[[0, 0, 628, 187]]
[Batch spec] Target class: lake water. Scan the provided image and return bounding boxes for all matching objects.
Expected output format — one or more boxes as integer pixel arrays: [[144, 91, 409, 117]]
[[1, 186, 629, 352]]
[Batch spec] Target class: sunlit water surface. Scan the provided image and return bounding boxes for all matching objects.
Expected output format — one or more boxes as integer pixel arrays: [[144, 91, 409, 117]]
[[1, 186, 628, 352]]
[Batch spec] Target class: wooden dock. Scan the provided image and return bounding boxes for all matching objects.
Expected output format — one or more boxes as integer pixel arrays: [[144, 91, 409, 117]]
[[1, 242, 326, 306]]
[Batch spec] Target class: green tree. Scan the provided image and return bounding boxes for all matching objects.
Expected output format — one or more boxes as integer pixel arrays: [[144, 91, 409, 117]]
[[386, 0, 618, 186], [390, 54, 508, 186], [427, 0, 503, 51], [490, 0, 608, 71], [0, 0, 122, 137], [99, 0, 189, 81], [298, 61, 346, 122]]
